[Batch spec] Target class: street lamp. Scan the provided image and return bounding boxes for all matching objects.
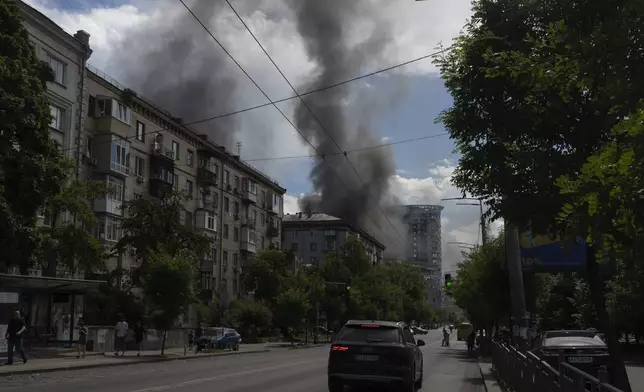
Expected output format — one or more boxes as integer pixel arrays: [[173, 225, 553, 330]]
[[441, 197, 487, 245]]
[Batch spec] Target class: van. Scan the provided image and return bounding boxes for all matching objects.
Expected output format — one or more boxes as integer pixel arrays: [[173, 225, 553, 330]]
[[457, 322, 473, 341]]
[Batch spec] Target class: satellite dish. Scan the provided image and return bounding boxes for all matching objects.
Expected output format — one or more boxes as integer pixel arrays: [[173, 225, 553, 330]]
[[155, 132, 164, 144]]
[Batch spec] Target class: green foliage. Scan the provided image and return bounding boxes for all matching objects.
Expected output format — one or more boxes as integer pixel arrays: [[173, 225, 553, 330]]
[[0, 0, 69, 272], [142, 250, 197, 331], [536, 274, 595, 331], [117, 192, 213, 269], [224, 300, 272, 342], [84, 283, 144, 325], [436, 0, 644, 233], [243, 249, 294, 308], [451, 233, 511, 328], [274, 287, 310, 342]]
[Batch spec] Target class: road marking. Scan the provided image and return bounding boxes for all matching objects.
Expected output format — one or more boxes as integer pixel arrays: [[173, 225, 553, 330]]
[[128, 358, 324, 392]]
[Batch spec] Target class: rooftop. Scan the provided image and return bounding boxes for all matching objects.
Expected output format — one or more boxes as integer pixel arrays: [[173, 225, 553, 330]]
[[283, 212, 341, 222]]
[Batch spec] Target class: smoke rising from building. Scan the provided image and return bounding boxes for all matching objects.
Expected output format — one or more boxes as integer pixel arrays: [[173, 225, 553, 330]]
[[289, 0, 403, 250]]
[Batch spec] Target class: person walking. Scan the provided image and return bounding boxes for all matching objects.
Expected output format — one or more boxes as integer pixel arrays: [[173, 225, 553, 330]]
[[442, 326, 450, 347], [115, 316, 129, 356], [77, 318, 88, 358], [4, 310, 27, 365], [467, 330, 476, 356], [134, 321, 146, 357]]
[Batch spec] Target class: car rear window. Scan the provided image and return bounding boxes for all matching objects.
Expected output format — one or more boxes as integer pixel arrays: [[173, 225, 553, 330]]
[[336, 325, 401, 343]]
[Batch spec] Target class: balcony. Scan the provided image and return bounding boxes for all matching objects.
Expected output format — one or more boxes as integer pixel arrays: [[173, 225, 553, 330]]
[[241, 227, 256, 253], [150, 144, 175, 167], [267, 199, 280, 215], [241, 241, 257, 253], [324, 230, 336, 237], [242, 217, 256, 229], [267, 226, 279, 238], [149, 176, 173, 198], [93, 197, 122, 216], [242, 189, 257, 204], [197, 166, 218, 187]]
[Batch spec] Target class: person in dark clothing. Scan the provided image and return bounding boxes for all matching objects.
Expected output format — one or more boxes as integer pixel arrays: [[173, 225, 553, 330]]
[[4, 310, 27, 365], [467, 331, 476, 355], [134, 321, 146, 357]]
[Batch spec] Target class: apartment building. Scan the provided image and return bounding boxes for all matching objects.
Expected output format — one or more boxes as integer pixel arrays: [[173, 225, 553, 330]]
[[81, 68, 285, 304], [388, 205, 444, 307], [282, 211, 385, 265]]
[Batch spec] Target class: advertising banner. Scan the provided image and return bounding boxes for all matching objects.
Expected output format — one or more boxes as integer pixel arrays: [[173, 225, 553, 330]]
[[519, 231, 587, 271]]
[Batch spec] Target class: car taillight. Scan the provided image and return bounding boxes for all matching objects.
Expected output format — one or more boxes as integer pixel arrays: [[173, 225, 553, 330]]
[[331, 345, 349, 352]]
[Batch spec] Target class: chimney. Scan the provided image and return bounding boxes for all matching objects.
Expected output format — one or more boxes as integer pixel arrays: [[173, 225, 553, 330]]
[[298, 212, 302, 219], [74, 30, 90, 46], [307, 209, 313, 218]]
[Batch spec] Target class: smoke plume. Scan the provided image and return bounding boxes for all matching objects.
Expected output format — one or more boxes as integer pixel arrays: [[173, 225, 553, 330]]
[[289, 0, 400, 249], [114, 1, 238, 149]]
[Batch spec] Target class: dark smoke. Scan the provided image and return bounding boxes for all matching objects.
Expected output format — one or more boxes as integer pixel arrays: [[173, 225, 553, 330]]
[[289, 0, 399, 246], [114, 1, 238, 149]]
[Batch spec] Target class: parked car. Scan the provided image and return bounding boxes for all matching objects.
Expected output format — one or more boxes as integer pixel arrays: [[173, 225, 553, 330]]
[[531, 330, 612, 381], [412, 326, 428, 335], [196, 327, 242, 351], [327, 320, 424, 392]]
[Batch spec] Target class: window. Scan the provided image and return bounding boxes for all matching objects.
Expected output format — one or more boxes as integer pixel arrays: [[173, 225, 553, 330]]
[[86, 136, 93, 158], [224, 197, 230, 214], [115, 101, 131, 124], [325, 239, 336, 251], [233, 278, 238, 294], [98, 215, 121, 242], [211, 248, 218, 262], [173, 174, 179, 190], [206, 212, 216, 231], [134, 156, 145, 177], [107, 176, 124, 203], [110, 136, 130, 175], [185, 210, 193, 228], [185, 180, 193, 198], [310, 257, 318, 264], [310, 242, 317, 251], [171, 141, 179, 160], [234, 176, 240, 190], [46, 53, 66, 84], [234, 202, 239, 215], [261, 236, 265, 249], [234, 227, 239, 241], [233, 253, 239, 268], [136, 121, 145, 142], [252, 210, 258, 226], [133, 193, 143, 200], [50, 106, 63, 130], [248, 180, 257, 194], [201, 271, 213, 290], [291, 243, 298, 251], [187, 150, 194, 167], [223, 224, 229, 239], [223, 251, 228, 270], [260, 213, 265, 227], [224, 170, 230, 184], [261, 190, 267, 205]]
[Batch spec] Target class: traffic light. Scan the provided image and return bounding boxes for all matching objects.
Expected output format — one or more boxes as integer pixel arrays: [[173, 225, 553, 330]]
[[444, 274, 453, 296], [346, 280, 351, 291]]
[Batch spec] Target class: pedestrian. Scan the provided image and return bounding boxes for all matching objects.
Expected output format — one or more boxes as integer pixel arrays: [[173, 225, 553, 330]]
[[115, 316, 129, 356], [442, 326, 450, 347], [4, 310, 27, 365], [467, 331, 476, 355], [134, 321, 145, 357], [77, 318, 88, 359]]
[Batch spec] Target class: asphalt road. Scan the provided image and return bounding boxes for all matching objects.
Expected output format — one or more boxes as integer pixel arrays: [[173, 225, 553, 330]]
[[0, 330, 484, 392]]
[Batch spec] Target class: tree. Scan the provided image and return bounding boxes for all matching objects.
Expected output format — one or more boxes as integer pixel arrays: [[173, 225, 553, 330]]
[[274, 287, 310, 345], [224, 300, 272, 343], [142, 250, 197, 354], [116, 192, 213, 273], [436, 1, 644, 388], [0, 0, 69, 273], [242, 249, 294, 309], [451, 233, 511, 336], [38, 178, 111, 276]]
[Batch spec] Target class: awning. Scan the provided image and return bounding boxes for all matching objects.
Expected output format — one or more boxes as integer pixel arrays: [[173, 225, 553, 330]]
[[0, 273, 106, 292]]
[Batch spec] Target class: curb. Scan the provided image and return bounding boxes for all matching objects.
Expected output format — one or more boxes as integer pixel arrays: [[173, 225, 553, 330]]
[[287, 344, 327, 350], [0, 349, 270, 377], [477, 359, 489, 392]]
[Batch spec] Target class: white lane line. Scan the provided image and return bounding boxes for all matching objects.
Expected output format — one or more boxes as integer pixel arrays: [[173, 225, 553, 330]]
[[128, 358, 324, 392]]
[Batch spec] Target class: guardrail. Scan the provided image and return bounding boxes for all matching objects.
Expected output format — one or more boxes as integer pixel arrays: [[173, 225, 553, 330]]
[[491, 340, 624, 392]]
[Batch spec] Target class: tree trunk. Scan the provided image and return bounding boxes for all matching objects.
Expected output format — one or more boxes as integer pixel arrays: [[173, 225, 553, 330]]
[[161, 330, 167, 355], [585, 248, 632, 392]]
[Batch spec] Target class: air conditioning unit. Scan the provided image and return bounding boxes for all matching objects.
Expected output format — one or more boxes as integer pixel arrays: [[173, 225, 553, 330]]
[[136, 176, 145, 184]]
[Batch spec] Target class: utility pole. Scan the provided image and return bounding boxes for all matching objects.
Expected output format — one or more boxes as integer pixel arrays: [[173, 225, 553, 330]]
[[504, 222, 528, 350], [315, 274, 320, 344], [442, 197, 487, 245]]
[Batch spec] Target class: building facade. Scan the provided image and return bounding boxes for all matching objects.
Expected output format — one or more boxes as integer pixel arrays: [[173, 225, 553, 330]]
[[391, 205, 444, 307], [282, 212, 385, 265], [82, 68, 285, 304]]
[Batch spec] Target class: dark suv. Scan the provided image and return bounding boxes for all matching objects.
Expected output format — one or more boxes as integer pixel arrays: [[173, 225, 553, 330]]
[[327, 320, 425, 392]]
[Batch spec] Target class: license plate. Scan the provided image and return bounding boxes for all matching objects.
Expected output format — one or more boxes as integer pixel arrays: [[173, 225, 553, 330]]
[[355, 354, 378, 362], [568, 356, 593, 364]]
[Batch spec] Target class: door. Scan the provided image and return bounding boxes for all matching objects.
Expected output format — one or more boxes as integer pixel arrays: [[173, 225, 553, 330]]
[[403, 326, 421, 380]]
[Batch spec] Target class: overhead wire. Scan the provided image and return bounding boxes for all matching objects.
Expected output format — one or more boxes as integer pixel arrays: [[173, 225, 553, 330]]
[[179, 0, 402, 246], [224, 0, 407, 242]]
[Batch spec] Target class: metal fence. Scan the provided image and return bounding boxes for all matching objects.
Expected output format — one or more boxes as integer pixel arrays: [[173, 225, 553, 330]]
[[491, 340, 624, 392]]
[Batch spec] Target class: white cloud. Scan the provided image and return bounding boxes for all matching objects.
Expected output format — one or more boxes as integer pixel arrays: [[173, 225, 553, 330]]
[[283, 192, 303, 214]]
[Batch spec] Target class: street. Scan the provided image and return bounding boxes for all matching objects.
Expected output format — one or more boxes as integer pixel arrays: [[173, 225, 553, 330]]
[[0, 330, 484, 392]]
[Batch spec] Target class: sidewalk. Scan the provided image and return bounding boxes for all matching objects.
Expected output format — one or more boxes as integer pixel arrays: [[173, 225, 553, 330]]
[[478, 357, 504, 392], [0, 344, 270, 377]]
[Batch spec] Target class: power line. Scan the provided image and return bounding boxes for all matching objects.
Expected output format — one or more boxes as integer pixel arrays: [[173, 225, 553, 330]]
[[243, 132, 449, 162], [225, 0, 405, 242], [179, 0, 398, 246], [62, 44, 449, 154]]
